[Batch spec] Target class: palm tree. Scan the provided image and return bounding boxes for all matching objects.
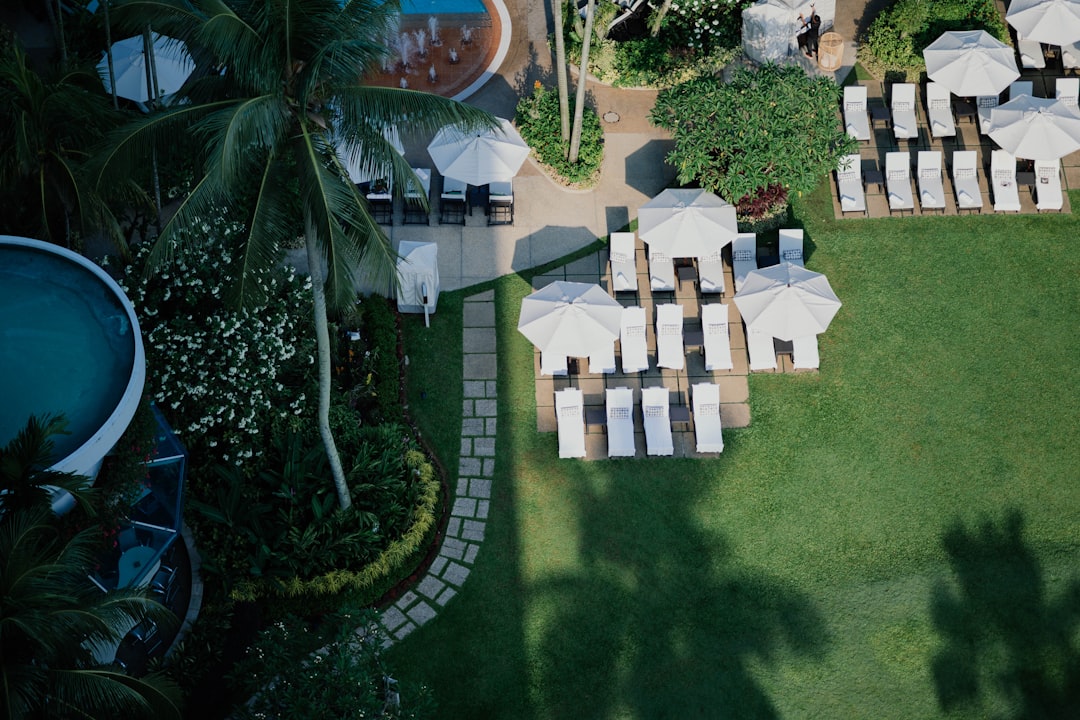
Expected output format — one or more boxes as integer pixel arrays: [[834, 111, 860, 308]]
[[0, 506, 182, 720], [0, 414, 98, 516], [551, 0, 570, 143], [0, 42, 144, 253], [568, 0, 595, 163], [95, 0, 493, 510]]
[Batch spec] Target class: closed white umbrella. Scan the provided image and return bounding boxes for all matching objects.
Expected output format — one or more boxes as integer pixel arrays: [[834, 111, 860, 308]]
[[517, 281, 623, 361], [1007, 0, 1080, 47], [638, 188, 738, 259], [988, 95, 1080, 160], [733, 261, 841, 341], [427, 118, 529, 186], [923, 30, 1019, 97], [97, 33, 194, 103]]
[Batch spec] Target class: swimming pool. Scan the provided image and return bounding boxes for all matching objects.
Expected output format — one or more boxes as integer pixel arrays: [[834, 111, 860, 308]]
[[0, 237, 145, 481], [401, 0, 487, 15]]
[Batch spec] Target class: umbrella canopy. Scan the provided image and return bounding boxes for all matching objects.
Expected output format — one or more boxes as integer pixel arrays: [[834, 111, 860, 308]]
[[923, 30, 1019, 97], [517, 281, 623, 360], [98, 33, 194, 103], [988, 95, 1080, 160], [1006, 0, 1080, 47], [427, 118, 529, 186], [335, 124, 404, 184], [733, 261, 841, 341], [638, 189, 738, 259]]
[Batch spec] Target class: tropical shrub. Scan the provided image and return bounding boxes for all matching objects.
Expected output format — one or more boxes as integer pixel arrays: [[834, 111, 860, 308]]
[[862, 0, 1010, 80], [661, 0, 756, 55], [515, 83, 603, 187], [650, 64, 858, 217]]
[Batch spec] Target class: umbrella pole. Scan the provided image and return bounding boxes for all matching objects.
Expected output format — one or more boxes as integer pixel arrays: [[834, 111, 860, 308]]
[[103, 0, 117, 110], [142, 26, 163, 226]]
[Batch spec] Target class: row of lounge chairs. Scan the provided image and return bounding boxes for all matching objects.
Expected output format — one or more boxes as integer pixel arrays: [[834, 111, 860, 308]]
[[555, 384, 725, 459], [837, 150, 1063, 216], [843, 78, 1080, 142], [1015, 33, 1080, 71]]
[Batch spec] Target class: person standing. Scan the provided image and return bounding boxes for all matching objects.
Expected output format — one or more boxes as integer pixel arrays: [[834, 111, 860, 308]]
[[795, 12, 810, 54], [805, 7, 822, 58]]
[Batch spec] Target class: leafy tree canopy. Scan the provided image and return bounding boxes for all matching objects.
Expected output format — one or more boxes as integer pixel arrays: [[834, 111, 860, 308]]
[[650, 64, 857, 213]]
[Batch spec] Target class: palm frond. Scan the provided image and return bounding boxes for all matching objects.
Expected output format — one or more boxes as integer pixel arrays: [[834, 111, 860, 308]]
[[336, 84, 497, 136], [230, 150, 294, 309]]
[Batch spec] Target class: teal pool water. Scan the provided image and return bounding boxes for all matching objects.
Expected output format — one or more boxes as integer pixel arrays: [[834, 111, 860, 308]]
[[401, 0, 487, 14], [0, 244, 136, 464]]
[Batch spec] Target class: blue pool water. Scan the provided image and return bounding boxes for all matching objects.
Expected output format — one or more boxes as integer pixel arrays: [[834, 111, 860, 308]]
[[401, 0, 487, 14], [0, 244, 136, 464]]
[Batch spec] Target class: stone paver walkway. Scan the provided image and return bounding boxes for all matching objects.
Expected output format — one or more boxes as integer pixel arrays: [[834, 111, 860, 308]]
[[379, 290, 497, 642]]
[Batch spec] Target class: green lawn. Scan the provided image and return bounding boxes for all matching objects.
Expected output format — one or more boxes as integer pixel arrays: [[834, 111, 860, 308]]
[[394, 184, 1080, 719]]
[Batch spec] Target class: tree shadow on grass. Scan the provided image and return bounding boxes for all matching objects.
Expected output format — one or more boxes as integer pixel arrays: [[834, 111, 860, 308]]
[[534, 474, 829, 719], [931, 509, 1080, 719]]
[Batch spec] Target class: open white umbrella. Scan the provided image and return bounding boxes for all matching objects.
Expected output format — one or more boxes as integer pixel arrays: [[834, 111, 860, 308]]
[[733, 261, 841, 341], [98, 33, 194, 103], [517, 281, 623, 361], [638, 188, 738, 259], [988, 95, 1080, 160], [1007, 0, 1080, 47], [923, 30, 1019, 97], [335, 124, 404, 184], [427, 118, 529, 186]]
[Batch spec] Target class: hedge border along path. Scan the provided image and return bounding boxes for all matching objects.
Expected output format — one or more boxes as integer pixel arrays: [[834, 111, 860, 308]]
[[379, 289, 496, 642]]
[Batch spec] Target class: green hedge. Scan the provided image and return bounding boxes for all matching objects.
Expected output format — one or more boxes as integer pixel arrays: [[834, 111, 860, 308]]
[[862, 0, 1011, 80]]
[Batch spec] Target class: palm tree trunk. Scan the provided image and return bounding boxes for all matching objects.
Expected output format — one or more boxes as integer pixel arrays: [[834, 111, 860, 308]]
[[568, 0, 595, 164], [304, 232, 353, 511], [649, 0, 672, 37], [551, 0, 570, 144]]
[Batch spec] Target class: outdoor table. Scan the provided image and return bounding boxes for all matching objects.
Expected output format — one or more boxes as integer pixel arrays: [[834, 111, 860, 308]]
[[1017, 171, 1036, 189], [676, 264, 698, 289], [670, 405, 691, 425], [870, 105, 891, 129], [774, 338, 795, 360], [467, 184, 489, 216], [864, 169, 884, 192], [584, 407, 606, 430], [683, 329, 705, 348], [954, 100, 977, 124], [118, 545, 158, 588]]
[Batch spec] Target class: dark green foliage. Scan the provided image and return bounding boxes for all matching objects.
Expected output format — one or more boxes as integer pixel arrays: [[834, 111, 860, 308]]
[[863, 0, 1010, 78], [515, 84, 603, 186], [354, 294, 404, 425], [0, 414, 100, 516], [650, 64, 858, 216]]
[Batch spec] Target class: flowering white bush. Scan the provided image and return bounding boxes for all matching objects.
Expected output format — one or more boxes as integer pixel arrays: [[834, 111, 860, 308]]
[[666, 0, 746, 53], [118, 213, 317, 463]]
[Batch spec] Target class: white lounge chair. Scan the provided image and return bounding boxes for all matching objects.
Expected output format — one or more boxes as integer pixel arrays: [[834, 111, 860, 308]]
[[609, 232, 638, 293], [403, 167, 431, 224], [991, 149, 1021, 213], [605, 387, 636, 458], [655, 303, 685, 370], [747, 329, 777, 371], [701, 303, 733, 371], [952, 150, 983, 213], [779, 229, 804, 266], [1035, 159, 1063, 212], [917, 151, 946, 214], [835, 154, 867, 216], [843, 85, 871, 142], [1064, 42, 1080, 70], [540, 351, 568, 376], [731, 232, 757, 292], [1057, 77, 1079, 107], [691, 383, 724, 453], [885, 151, 914, 215], [619, 306, 649, 373], [792, 334, 820, 369], [588, 342, 616, 374], [641, 386, 674, 456], [488, 180, 514, 225], [926, 82, 956, 138], [648, 249, 675, 292], [1009, 81, 1033, 101], [698, 249, 725, 294], [555, 388, 586, 459], [891, 83, 918, 141], [977, 94, 999, 134], [440, 176, 467, 224], [1017, 33, 1046, 69]]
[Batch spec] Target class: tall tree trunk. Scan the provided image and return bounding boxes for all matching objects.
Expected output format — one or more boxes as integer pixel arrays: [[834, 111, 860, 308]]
[[552, 0, 570, 144], [103, 0, 118, 109], [304, 230, 352, 511], [568, 0, 595, 164], [649, 0, 671, 37]]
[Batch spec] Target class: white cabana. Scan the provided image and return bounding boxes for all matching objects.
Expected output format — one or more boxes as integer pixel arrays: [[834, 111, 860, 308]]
[[395, 242, 439, 325], [742, 0, 835, 63]]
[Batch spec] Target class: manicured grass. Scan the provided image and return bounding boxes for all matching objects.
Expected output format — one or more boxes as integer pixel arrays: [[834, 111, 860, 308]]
[[391, 184, 1080, 719]]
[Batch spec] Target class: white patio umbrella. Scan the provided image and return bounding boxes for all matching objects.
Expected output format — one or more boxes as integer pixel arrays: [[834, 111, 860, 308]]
[[98, 33, 195, 103], [517, 281, 623, 361], [335, 124, 405, 184], [733, 261, 841, 341], [427, 117, 529, 186], [988, 95, 1080, 160], [638, 188, 738, 259], [923, 30, 1019, 97], [1006, 0, 1080, 47]]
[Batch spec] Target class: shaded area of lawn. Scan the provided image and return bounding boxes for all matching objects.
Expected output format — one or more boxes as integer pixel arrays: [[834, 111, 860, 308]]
[[391, 185, 1080, 719]]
